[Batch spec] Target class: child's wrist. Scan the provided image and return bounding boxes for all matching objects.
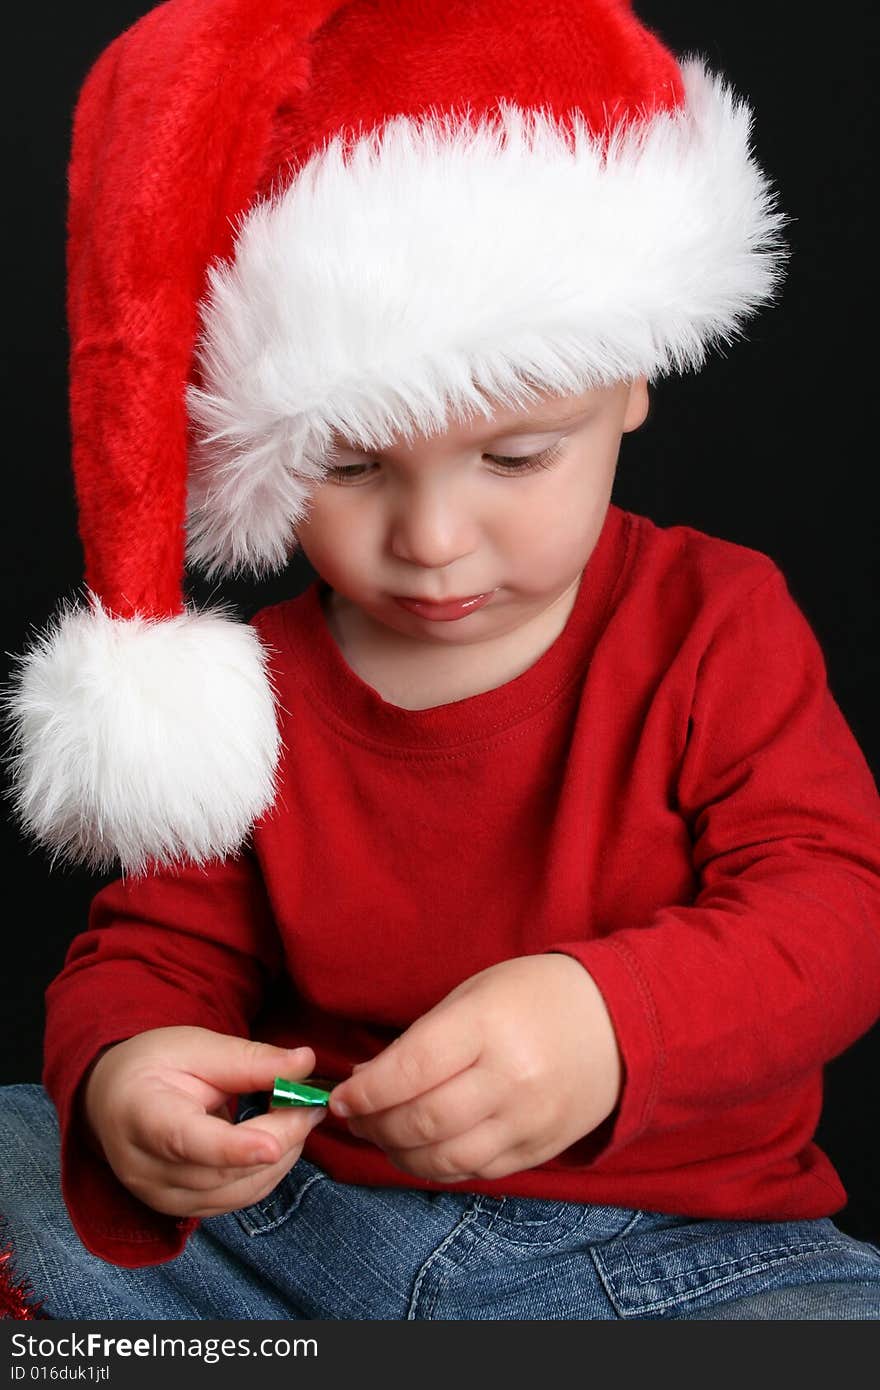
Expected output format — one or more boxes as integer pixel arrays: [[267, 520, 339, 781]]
[[78, 1045, 118, 1161]]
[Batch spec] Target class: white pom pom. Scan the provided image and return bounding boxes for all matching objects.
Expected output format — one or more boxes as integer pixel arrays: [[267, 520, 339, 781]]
[[3, 594, 281, 875]]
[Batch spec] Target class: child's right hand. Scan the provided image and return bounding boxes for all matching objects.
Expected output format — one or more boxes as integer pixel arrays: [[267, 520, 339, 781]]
[[81, 1026, 327, 1219]]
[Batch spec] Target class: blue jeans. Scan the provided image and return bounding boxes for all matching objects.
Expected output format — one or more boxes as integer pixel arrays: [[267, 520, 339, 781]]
[[2, 1085, 880, 1320]]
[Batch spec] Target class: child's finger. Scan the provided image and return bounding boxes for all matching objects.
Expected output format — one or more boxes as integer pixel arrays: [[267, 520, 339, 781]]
[[139, 1090, 320, 1169], [234, 1107, 328, 1165], [168, 1032, 316, 1096], [382, 1115, 512, 1185], [145, 1155, 282, 1192], [146, 1113, 327, 1193], [345, 1064, 493, 1152], [155, 1156, 307, 1219], [129, 1112, 326, 1207], [330, 1003, 481, 1118]]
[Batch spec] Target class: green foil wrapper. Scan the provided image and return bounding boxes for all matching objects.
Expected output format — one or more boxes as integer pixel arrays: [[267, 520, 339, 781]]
[[271, 1076, 333, 1107]]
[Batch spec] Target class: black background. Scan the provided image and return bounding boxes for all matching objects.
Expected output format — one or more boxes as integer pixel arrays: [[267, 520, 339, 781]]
[[2, 4, 878, 1242]]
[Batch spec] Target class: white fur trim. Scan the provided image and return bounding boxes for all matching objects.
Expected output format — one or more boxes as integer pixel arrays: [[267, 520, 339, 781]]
[[3, 597, 281, 874], [186, 57, 787, 578]]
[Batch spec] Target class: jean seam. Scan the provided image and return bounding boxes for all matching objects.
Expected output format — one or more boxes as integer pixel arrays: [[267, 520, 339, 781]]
[[612, 1246, 877, 1317], [407, 1205, 482, 1319], [234, 1170, 327, 1237], [601, 1240, 875, 1316], [485, 1201, 641, 1233], [409, 1198, 515, 1319], [623, 1237, 855, 1288], [480, 1202, 639, 1252]]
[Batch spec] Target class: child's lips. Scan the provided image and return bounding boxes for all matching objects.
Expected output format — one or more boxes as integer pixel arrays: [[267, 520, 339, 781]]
[[392, 591, 495, 621]]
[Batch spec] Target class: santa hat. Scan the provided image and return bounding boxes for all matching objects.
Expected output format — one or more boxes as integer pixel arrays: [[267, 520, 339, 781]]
[[4, 0, 787, 875]]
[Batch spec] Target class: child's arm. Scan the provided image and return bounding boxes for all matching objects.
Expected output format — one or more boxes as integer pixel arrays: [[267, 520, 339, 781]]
[[43, 845, 288, 1266], [331, 566, 880, 1182]]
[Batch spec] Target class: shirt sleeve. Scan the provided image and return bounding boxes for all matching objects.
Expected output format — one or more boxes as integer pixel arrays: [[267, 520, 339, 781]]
[[548, 565, 880, 1163], [42, 844, 284, 1267]]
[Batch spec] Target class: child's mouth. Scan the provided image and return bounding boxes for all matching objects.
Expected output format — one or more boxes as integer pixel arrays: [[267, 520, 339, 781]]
[[392, 591, 495, 621]]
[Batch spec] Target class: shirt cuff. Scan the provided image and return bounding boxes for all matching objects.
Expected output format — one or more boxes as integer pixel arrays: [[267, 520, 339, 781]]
[[545, 937, 664, 1163]]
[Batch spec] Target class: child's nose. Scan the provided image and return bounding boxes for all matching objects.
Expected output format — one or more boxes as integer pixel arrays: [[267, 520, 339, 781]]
[[388, 486, 481, 570]]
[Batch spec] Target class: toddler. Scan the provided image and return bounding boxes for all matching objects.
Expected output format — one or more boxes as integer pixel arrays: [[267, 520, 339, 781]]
[[2, 0, 880, 1321]]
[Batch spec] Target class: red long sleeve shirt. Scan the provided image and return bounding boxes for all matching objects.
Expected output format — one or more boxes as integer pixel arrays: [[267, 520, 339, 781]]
[[43, 504, 880, 1266]]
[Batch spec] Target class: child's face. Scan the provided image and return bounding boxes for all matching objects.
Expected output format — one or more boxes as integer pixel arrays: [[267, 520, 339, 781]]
[[296, 378, 648, 648]]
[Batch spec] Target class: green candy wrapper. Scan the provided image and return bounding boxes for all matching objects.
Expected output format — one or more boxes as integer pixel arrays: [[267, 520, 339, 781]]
[[271, 1076, 333, 1107]]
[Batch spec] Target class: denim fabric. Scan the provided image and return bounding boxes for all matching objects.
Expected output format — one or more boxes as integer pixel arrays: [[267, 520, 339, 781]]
[[2, 1084, 879, 1320]]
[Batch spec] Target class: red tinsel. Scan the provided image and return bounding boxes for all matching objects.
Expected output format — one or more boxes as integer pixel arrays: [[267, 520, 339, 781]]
[[0, 1230, 49, 1320]]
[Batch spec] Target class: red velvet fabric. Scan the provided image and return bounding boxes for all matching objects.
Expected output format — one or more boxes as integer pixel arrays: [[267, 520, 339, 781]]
[[67, 1, 337, 617]]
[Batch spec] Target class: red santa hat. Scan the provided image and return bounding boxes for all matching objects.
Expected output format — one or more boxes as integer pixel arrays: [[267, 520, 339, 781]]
[[4, 0, 787, 875]]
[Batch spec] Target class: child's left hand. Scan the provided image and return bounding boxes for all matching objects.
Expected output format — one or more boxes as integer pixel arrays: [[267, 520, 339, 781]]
[[328, 955, 623, 1183]]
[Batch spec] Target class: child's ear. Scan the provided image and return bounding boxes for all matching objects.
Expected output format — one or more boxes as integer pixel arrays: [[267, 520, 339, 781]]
[[622, 377, 650, 433]]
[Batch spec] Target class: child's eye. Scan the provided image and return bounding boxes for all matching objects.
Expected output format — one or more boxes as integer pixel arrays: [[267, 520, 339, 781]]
[[325, 442, 564, 485], [486, 443, 565, 474], [325, 462, 375, 483]]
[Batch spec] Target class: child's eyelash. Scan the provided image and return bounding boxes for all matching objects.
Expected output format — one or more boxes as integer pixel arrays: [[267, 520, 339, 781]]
[[326, 441, 565, 483], [487, 442, 565, 474]]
